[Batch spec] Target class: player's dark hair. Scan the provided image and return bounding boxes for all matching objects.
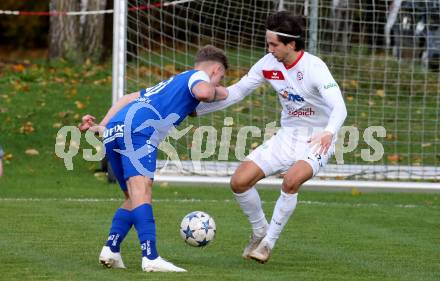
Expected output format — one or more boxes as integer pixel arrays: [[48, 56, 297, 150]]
[[265, 11, 305, 51], [195, 45, 228, 70]]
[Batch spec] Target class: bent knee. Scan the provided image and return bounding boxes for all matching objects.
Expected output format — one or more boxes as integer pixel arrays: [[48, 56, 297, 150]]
[[230, 174, 252, 193], [282, 176, 302, 193]]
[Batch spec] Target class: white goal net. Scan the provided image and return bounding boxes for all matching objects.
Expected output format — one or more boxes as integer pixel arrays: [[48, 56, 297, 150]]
[[117, 0, 440, 184]]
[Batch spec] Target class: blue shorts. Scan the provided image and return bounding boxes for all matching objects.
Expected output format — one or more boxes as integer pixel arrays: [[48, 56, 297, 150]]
[[103, 122, 157, 191]]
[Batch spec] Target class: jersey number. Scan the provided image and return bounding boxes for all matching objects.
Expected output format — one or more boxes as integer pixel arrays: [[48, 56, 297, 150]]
[[142, 77, 174, 98]]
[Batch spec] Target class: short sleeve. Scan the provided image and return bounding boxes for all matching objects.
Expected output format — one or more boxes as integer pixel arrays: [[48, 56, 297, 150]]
[[188, 71, 210, 97]]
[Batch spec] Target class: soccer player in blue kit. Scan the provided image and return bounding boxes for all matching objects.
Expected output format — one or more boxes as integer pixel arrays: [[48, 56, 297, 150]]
[[79, 45, 228, 272]]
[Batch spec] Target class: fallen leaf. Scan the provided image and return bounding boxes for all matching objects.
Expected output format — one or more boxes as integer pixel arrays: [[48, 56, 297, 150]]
[[4, 153, 13, 161], [57, 110, 73, 118], [12, 64, 25, 72], [75, 101, 86, 109], [93, 76, 112, 85], [421, 143, 432, 148], [342, 80, 358, 89], [67, 88, 77, 99], [52, 123, 62, 128], [25, 149, 39, 156], [54, 77, 66, 83], [376, 89, 385, 98], [387, 154, 402, 163], [12, 80, 29, 92], [351, 187, 361, 196], [19, 121, 35, 134], [386, 133, 397, 140]]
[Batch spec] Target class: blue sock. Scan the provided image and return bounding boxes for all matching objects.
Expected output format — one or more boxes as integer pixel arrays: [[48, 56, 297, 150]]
[[132, 203, 158, 260], [106, 208, 133, 253]]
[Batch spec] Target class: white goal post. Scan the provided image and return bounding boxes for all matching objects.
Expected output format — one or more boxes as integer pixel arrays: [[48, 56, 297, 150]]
[[112, 0, 440, 190]]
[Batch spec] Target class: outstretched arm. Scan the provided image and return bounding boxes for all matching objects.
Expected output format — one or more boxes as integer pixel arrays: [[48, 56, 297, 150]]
[[195, 70, 264, 116], [192, 82, 228, 102], [195, 84, 248, 116], [99, 91, 140, 126], [79, 91, 140, 132]]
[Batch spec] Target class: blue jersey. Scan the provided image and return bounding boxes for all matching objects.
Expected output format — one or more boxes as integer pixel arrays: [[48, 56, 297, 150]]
[[108, 69, 210, 146]]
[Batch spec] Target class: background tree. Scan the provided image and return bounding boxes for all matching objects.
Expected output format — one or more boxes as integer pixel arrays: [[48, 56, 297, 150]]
[[81, 0, 108, 59], [49, 0, 108, 62], [48, 0, 80, 60]]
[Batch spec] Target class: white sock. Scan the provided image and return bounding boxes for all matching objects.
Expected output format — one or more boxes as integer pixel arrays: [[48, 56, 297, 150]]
[[233, 187, 268, 237], [264, 190, 298, 249]]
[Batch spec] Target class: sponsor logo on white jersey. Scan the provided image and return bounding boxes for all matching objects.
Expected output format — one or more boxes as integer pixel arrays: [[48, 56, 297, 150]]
[[288, 107, 315, 117], [279, 87, 305, 102], [323, 82, 338, 90], [262, 70, 285, 80]]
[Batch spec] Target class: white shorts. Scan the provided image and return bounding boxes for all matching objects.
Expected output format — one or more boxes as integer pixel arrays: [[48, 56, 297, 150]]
[[246, 127, 334, 177]]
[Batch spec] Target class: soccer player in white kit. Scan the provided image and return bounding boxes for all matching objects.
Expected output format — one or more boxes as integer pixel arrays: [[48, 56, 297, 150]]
[[196, 11, 347, 263]]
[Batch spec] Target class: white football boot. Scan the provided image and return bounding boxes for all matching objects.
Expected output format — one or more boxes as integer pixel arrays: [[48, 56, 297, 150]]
[[142, 256, 187, 272], [242, 234, 265, 259], [99, 246, 126, 269], [242, 224, 268, 259], [249, 240, 272, 264]]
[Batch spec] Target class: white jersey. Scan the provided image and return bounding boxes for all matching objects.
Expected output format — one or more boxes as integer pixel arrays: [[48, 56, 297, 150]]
[[196, 51, 346, 136], [228, 51, 343, 132]]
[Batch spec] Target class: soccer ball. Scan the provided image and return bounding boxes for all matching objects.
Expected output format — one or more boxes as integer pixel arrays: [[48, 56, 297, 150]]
[[179, 211, 216, 247]]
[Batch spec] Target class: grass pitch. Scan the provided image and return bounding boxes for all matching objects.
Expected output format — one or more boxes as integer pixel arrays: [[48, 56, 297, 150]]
[[0, 58, 439, 280], [0, 182, 439, 281]]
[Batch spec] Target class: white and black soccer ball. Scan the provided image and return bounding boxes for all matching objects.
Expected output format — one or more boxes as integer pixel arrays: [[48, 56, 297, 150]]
[[179, 211, 216, 247]]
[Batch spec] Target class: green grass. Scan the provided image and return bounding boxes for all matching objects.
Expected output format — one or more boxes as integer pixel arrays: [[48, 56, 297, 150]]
[[0, 56, 439, 279], [0, 183, 439, 281]]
